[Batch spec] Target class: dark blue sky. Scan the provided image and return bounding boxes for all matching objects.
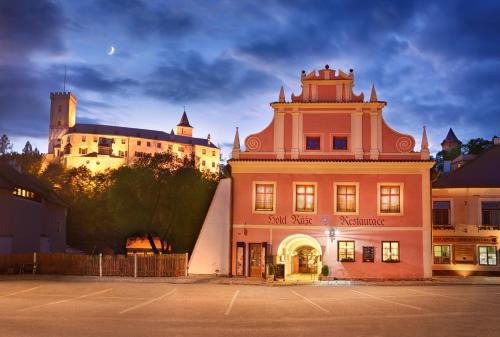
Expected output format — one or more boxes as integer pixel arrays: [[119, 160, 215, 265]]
[[1, 0, 499, 158]]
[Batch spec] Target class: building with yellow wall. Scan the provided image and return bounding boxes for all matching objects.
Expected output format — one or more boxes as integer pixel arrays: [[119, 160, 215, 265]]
[[46, 92, 220, 173]]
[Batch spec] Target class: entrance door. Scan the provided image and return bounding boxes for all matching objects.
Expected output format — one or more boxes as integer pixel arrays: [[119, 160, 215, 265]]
[[249, 243, 266, 278]]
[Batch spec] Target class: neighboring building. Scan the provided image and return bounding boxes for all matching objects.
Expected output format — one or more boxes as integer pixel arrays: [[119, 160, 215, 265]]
[[432, 137, 500, 276], [0, 164, 67, 253], [46, 92, 220, 174], [441, 128, 461, 152], [190, 66, 434, 279], [125, 235, 168, 255]]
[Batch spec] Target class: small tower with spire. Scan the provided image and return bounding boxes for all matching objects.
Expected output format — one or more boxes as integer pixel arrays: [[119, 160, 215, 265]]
[[279, 86, 285, 103], [441, 128, 461, 152], [176, 108, 193, 137], [232, 127, 241, 159], [370, 84, 378, 102]]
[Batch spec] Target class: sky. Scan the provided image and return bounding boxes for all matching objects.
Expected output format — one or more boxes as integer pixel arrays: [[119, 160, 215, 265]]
[[1, 0, 499, 160]]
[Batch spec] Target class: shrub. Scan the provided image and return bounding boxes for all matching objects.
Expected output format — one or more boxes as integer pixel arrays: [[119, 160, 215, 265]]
[[321, 265, 329, 276]]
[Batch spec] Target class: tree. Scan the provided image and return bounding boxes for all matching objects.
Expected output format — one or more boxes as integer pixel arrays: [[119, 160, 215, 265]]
[[462, 138, 492, 155], [22, 141, 33, 154], [0, 134, 13, 155]]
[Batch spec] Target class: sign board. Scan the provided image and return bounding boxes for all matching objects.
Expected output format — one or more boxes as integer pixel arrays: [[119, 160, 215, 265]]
[[453, 245, 475, 264], [274, 264, 285, 280], [362, 246, 375, 262]]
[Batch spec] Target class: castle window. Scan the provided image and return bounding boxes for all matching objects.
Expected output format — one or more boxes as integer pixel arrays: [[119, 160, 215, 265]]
[[121, 139, 126, 144], [212, 162, 215, 168], [137, 140, 142, 146], [118, 150, 125, 157], [202, 149, 206, 155], [305, 136, 321, 151], [212, 151, 216, 156], [79, 148, 87, 155], [82, 136, 86, 142], [147, 141, 151, 147], [178, 146, 184, 152], [202, 160, 206, 166], [332, 136, 348, 150], [93, 137, 98, 142]]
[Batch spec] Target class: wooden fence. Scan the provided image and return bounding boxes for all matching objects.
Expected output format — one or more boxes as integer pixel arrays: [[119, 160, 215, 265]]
[[0, 253, 188, 277]]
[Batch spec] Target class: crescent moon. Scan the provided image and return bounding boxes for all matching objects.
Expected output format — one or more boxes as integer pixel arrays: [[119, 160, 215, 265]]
[[107, 46, 115, 56]]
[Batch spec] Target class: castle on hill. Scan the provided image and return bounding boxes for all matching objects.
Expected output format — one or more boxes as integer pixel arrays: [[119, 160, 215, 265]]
[[46, 92, 220, 173]]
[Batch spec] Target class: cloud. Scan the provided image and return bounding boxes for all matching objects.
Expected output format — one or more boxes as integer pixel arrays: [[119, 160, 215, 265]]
[[0, 0, 66, 61], [64, 65, 139, 93], [143, 51, 281, 103]]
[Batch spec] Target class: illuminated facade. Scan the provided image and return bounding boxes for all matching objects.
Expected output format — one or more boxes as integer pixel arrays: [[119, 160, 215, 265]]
[[46, 92, 220, 173], [432, 137, 500, 276], [228, 66, 434, 279]]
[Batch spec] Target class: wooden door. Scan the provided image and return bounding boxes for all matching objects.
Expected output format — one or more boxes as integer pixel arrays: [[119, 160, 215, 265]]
[[249, 243, 264, 277]]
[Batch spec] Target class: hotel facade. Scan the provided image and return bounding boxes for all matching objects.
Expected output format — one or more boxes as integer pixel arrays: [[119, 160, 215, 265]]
[[190, 66, 434, 279], [229, 66, 433, 279]]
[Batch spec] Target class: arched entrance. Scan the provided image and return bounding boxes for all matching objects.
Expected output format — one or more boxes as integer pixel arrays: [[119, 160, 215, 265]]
[[276, 234, 322, 279]]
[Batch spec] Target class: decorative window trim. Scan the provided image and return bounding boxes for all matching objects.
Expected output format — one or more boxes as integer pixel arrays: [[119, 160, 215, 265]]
[[293, 182, 318, 214], [303, 134, 322, 152], [337, 241, 355, 262], [432, 198, 454, 227], [252, 181, 276, 214], [333, 182, 359, 215], [382, 241, 400, 262], [377, 183, 404, 216], [330, 133, 350, 152], [478, 245, 497, 266], [433, 245, 452, 264]]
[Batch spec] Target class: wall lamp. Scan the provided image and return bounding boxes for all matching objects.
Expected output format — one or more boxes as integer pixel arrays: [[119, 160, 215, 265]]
[[324, 228, 340, 242]]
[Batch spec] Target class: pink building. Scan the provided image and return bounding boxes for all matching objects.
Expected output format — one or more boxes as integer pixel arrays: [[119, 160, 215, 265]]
[[228, 66, 434, 279]]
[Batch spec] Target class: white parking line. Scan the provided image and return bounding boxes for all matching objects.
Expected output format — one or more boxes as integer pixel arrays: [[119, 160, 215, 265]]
[[119, 288, 176, 314], [351, 290, 422, 311], [0, 286, 41, 298], [409, 289, 500, 307], [224, 290, 240, 316], [290, 290, 330, 313], [18, 288, 113, 312]]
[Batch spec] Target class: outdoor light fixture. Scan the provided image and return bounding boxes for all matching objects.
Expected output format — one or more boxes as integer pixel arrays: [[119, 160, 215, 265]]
[[324, 228, 340, 242]]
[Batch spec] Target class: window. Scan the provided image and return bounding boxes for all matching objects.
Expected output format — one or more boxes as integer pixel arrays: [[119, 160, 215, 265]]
[[332, 136, 348, 150], [254, 183, 275, 212], [93, 137, 98, 143], [481, 201, 500, 229], [157, 143, 161, 148], [379, 184, 402, 214], [121, 138, 126, 144], [433, 201, 451, 227], [81, 136, 86, 142], [211, 162, 215, 168], [147, 141, 151, 147], [12, 188, 38, 202], [382, 241, 400, 262], [168, 144, 173, 151], [335, 184, 357, 214], [178, 146, 184, 152], [305, 136, 321, 150], [212, 150, 216, 156], [295, 184, 316, 212], [78, 148, 87, 155], [433, 245, 451, 264], [202, 160, 206, 166], [58, 120, 62, 126], [478, 246, 497, 265], [202, 149, 206, 155], [118, 150, 126, 157], [137, 140, 142, 146], [338, 241, 355, 262], [362, 246, 374, 262]]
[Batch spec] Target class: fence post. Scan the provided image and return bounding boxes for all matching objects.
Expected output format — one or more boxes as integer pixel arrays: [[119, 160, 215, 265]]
[[184, 252, 188, 277], [134, 254, 137, 278], [99, 253, 102, 278]]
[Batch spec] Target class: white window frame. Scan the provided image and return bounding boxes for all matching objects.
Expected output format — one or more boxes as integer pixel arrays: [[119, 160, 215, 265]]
[[377, 182, 404, 216], [333, 182, 359, 215], [478, 245, 497, 266], [293, 182, 318, 214], [252, 181, 277, 214]]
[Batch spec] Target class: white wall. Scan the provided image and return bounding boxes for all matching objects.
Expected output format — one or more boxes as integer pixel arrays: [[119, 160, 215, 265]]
[[188, 178, 231, 275]]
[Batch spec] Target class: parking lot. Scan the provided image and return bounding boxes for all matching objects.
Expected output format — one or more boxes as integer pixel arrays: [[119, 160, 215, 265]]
[[0, 279, 499, 337]]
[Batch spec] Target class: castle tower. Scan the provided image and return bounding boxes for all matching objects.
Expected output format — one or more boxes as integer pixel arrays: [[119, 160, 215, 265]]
[[48, 92, 77, 154], [176, 110, 193, 137], [441, 128, 461, 152]]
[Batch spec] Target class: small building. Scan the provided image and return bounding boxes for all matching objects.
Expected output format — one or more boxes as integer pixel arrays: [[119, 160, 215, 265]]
[[125, 235, 168, 255], [432, 137, 500, 276], [46, 92, 220, 174], [0, 164, 67, 253]]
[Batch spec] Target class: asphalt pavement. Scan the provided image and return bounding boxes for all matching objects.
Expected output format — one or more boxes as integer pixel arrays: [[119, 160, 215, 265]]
[[0, 279, 498, 337]]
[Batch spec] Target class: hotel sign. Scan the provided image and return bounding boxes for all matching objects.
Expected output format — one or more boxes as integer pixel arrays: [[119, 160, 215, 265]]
[[267, 215, 384, 226]]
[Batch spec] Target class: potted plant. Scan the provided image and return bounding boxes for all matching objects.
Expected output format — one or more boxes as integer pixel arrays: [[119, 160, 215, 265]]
[[320, 265, 329, 280], [340, 257, 354, 262]]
